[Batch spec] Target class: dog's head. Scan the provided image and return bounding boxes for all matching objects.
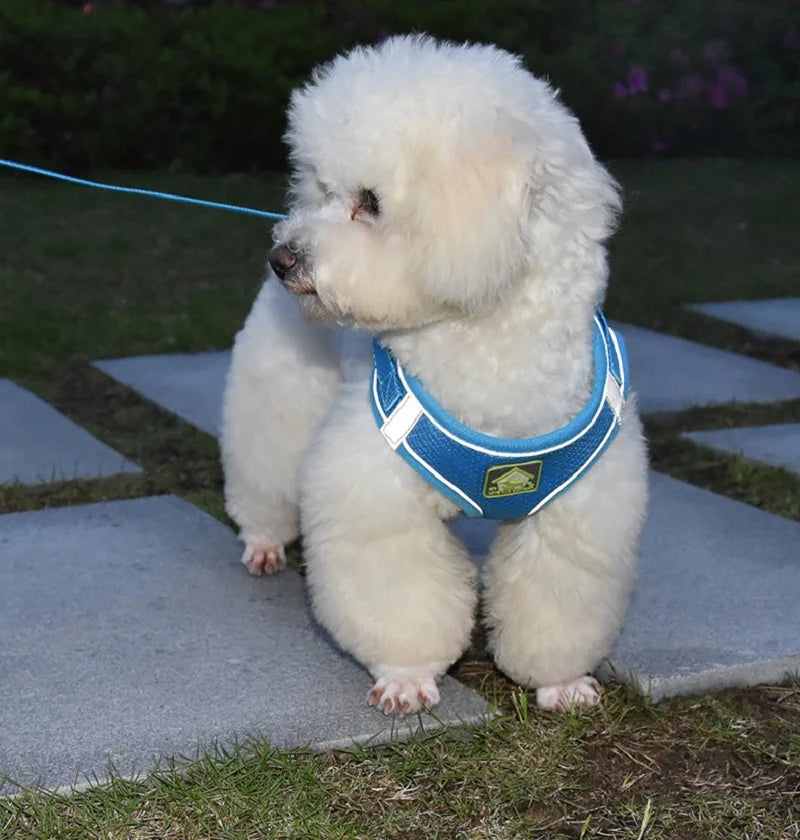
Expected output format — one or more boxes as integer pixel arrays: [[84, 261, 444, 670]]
[[271, 35, 619, 331]]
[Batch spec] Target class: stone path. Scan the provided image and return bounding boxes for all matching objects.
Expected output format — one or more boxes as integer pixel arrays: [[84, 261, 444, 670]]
[[0, 496, 488, 795], [610, 322, 800, 413], [93, 326, 800, 431], [4, 315, 800, 793], [4, 470, 797, 793], [0, 378, 140, 485], [83, 336, 800, 704], [94, 352, 231, 436], [687, 298, 800, 342], [450, 471, 800, 703], [683, 423, 800, 476], [598, 471, 800, 701]]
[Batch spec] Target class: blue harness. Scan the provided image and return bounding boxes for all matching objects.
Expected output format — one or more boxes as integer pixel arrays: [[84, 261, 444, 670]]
[[370, 311, 629, 519]]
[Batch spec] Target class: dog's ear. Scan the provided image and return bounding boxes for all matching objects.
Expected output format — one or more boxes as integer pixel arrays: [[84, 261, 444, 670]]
[[408, 111, 533, 314], [492, 103, 622, 249], [410, 101, 619, 315]]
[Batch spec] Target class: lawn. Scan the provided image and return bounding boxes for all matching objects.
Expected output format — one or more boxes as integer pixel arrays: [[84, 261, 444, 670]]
[[1, 160, 799, 838]]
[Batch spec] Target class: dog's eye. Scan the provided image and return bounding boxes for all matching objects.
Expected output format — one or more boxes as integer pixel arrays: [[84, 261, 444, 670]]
[[351, 188, 381, 220], [360, 189, 381, 216]]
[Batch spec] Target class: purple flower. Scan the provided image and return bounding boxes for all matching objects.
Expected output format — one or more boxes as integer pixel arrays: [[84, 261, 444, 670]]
[[708, 81, 728, 109], [658, 89, 672, 102], [717, 63, 747, 96], [627, 65, 648, 95], [613, 81, 629, 100], [650, 138, 667, 153], [783, 27, 800, 49]]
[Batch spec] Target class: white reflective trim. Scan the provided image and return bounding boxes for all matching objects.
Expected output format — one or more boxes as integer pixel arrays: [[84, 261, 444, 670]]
[[394, 327, 610, 458], [401, 442, 484, 516], [604, 372, 624, 421], [526, 409, 618, 516], [380, 391, 423, 449], [608, 326, 625, 392]]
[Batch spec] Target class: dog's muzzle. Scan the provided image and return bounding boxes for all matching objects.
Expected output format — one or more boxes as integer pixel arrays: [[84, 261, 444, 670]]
[[267, 243, 297, 280], [267, 242, 316, 294]]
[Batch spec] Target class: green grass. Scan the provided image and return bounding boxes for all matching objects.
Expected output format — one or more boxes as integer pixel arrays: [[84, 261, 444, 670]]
[[1, 160, 799, 838], [2, 160, 798, 377], [3, 682, 799, 839], [608, 159, 800, 335], [0, 171, 284, 377]]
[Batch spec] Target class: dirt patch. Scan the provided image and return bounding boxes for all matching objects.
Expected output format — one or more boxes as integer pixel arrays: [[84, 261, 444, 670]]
[[578, 687, 800, 837]]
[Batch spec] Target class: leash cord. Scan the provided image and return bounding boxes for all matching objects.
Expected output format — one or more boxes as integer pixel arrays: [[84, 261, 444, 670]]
[[0, 158, 288, 221]]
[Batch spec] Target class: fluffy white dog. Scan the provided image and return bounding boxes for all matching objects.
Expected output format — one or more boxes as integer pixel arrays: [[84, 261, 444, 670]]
[[222, 35, 648, 714]]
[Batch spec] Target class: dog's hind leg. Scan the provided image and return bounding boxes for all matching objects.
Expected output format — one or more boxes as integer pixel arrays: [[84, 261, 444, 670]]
[[482, 415, 648, 710], [221, 280, 342, 575], [300, 385, 478, 714]]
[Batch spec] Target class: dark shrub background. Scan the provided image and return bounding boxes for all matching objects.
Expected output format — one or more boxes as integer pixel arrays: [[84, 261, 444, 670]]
[[1, 0, 798, 172]]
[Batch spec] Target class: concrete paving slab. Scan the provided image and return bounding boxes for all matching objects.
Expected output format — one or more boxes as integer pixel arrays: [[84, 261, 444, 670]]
[[599, 471, 800, 701], [96, 327, 800, 434], [683, 424, 800, 476], [687, 298, 800, 342], [0, 496, 488, 794], [0, 379, 140, 485], [611, 322, 800, 414], [448, 472, 800, 702], [94, 352, 231, 436]]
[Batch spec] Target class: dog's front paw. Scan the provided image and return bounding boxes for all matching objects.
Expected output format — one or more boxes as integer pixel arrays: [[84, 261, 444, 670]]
[[242, 542, 286, 576], [367, 673, 441, 715], [535, 675, 601, 712]]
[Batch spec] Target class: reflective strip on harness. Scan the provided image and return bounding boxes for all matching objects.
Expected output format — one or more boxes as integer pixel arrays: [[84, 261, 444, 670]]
[[370, 311, 630, 520]]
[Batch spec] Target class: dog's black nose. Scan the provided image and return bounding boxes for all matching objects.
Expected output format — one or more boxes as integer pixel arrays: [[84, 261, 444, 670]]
[[267, 243, 297, 280]]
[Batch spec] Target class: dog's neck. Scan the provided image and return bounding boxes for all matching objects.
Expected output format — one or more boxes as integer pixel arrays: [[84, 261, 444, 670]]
[[382, 260, 606, 440]]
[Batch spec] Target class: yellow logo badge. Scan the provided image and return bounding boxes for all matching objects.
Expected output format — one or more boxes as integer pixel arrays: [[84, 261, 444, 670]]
[[483, 461, 542, 498]]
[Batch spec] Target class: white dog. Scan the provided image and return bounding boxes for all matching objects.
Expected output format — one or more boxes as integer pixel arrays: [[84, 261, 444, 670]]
[[222, 35, 648, 715]]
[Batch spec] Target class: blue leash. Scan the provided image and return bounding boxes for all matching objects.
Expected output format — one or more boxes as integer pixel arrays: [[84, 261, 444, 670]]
[[0, 158, 287, 221]]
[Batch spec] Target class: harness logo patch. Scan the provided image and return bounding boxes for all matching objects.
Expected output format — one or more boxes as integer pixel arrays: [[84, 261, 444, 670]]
[[483, 460, 542, 498]]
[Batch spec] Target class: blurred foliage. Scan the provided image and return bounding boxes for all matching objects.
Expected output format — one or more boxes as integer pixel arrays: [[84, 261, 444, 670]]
[[1, 0, 798, 172]]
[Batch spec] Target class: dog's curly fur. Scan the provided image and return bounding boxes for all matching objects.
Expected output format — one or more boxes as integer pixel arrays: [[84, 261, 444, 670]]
[[222, 36, 648, 714]]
